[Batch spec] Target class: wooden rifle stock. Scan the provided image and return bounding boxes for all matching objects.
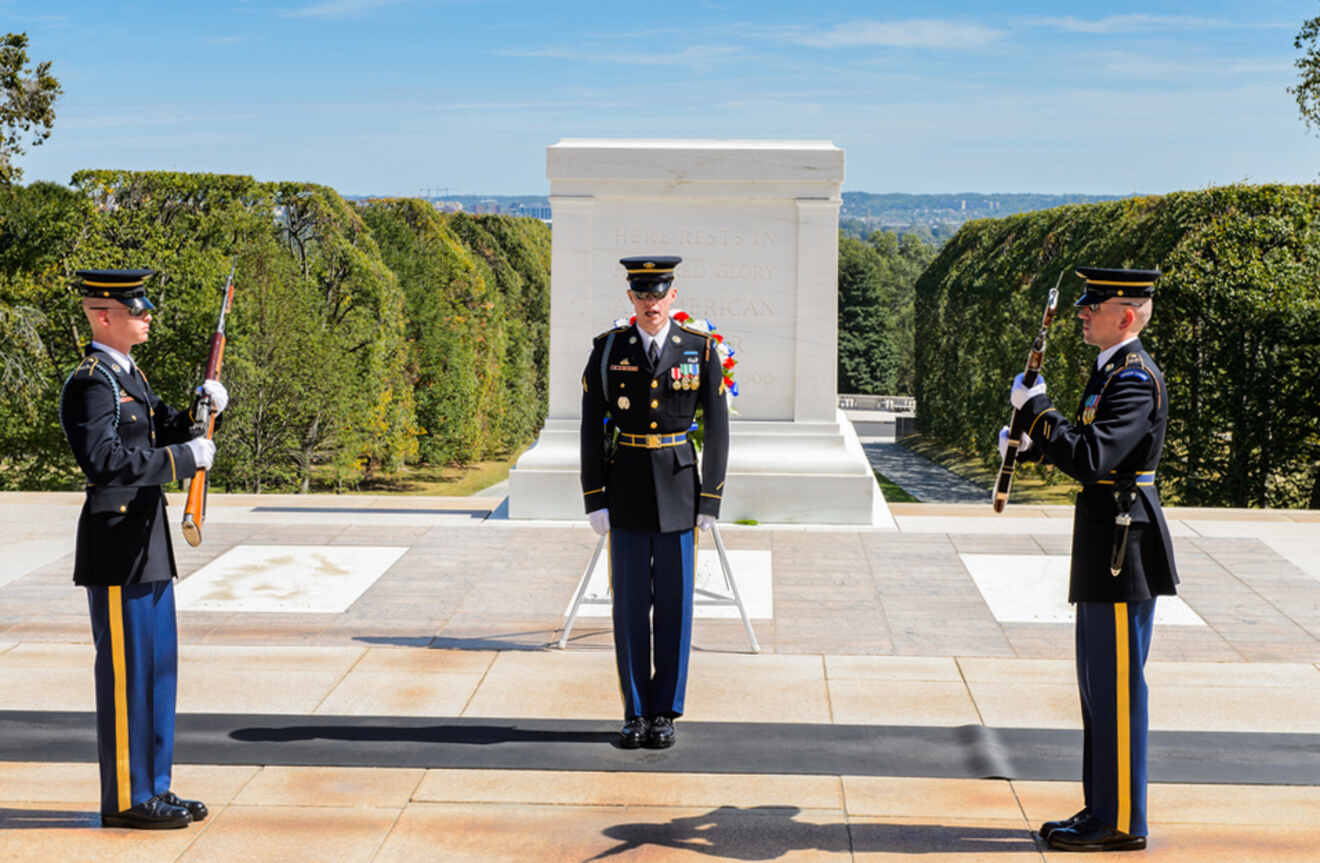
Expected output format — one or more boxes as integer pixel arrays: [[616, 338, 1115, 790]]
[[181, 263, 236, 546], [992, 275, 1063, 513]]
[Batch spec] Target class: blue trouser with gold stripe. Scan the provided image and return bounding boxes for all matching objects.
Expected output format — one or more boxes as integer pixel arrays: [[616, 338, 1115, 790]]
[[86, 582, 178, 815], [1076, 598, 1156, 837], [609, 528, 696, 720]]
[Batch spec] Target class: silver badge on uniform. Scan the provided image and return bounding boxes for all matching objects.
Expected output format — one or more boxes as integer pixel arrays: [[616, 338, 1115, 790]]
[[617, 396, 631, 410]]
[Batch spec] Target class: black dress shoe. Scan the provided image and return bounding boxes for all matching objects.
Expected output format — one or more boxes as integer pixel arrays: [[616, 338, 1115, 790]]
[[619, 717, 649, 748], [1047, 817, 1146, 852], [645, 715, 675, 749], [1040, 808, 1090, 839], [101, 795, 192, 829], [160, 791, 208, 822]]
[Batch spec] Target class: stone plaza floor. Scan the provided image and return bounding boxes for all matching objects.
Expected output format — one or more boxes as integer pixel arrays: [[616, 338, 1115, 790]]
[[1, 491, 1318, 861]]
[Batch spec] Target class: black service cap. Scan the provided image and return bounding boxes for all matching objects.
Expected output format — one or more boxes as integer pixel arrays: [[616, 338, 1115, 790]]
[[75, 269, 157, 314], [1074, 266, 1160, 306], [620, 256, 681, 294]]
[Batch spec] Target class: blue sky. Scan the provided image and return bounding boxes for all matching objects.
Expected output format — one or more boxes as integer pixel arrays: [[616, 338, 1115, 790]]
[[7, 0, 1320, 195]]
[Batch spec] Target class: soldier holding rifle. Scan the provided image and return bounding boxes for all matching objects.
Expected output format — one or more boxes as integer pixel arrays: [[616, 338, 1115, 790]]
[[999, 266, 1178, 852], [60, 269, 228, 829]]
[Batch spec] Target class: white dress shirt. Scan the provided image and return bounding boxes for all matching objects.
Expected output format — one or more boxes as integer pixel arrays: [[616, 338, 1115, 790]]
[[637, 319, 671, 364], [1096, 335, 1139, 370], [90, 340, 135, 376]]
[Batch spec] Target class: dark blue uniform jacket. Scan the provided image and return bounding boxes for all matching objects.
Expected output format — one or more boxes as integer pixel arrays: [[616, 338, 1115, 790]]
[[1021, 338, 1179, 603], [60, 346, 199, 586], [580, 320, 730, 534]]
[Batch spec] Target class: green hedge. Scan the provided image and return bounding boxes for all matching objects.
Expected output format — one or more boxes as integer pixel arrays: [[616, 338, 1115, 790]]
[[0, 172, 550, 492], [914, 184, 1320, 508]]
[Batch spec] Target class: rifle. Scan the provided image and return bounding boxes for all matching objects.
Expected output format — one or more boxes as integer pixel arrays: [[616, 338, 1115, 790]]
[[181, 262, 236, 547], [992, 273, 1062, 513]]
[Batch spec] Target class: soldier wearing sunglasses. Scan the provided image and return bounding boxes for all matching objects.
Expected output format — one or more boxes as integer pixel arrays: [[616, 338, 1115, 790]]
[[1001, 266, 1179, 852], [60, 269, 227, 830]]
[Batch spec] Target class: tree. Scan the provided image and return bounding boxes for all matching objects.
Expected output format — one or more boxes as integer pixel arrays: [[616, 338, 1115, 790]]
[[836, 229, 934, 395], [1, 33, 61, 185], [0, 180, 89, 489], [1292, 15, 1320, 131]]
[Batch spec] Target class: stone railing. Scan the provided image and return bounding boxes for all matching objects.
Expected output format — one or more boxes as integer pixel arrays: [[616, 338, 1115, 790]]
[[838, 394, 916, 413]]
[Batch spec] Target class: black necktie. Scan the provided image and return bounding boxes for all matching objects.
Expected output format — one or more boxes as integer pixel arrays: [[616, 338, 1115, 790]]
[[648, 340, 659, 367]]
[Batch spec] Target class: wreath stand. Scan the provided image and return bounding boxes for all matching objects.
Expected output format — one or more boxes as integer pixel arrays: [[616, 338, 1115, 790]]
[[556, 522, 761, 653]]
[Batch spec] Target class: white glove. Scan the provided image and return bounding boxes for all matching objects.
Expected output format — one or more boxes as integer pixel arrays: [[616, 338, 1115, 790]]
[[997, 425, 1031, 461], [697, 514, 716, 532], [185, 437, 215, 470], [587, 508, 610, 536], [199, 379, 229, 414], [1010, 372, 1046, 410]]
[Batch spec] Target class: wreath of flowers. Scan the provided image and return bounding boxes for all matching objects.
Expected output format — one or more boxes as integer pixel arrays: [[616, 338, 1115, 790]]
[[611, 309, 739, 398]]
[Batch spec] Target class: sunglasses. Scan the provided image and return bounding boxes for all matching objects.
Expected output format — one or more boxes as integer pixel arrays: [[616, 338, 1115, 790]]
[[1082, 300, 1146, 314], [86, 305, 152, 318]]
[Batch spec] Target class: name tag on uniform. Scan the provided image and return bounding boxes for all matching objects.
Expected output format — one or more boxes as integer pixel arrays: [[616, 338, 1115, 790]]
[[609, 364, 639, 372]]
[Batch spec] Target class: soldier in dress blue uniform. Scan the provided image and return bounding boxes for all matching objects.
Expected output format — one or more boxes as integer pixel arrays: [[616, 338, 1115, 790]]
[[60, 269, 228, 829], [1000, 266, 1178, 852], [580, 256, 730, 749]]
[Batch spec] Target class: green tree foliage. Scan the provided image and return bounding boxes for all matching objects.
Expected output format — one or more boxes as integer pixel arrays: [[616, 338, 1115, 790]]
[[0, 180, 90, 487], [914, 186, 1320, 509], [837, 229, 934, 395], [1290, 14, 1320, 134], [443, 212, 550, 452], [358, 203, 551, 466], [1, 33, 61, 185], [0, 171, 550, 492], [359, 199, 492, 465], [269, 182, 418, 490]]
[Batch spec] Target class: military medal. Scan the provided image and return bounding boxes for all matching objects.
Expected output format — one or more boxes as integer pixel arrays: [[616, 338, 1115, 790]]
[[617, 396, 630, 410], [1081, 394, 1099, 425]]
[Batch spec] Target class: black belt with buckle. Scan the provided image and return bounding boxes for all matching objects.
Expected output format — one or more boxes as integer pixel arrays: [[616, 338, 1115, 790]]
[[617, 431, 687, 449]]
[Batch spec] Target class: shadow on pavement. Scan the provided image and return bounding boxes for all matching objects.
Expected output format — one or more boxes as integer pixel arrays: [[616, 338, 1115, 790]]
[[230, 723, 614, 746], [587, 806, 1039, 860], [0, 807, 102, 830], [355, 632, 554, 651]]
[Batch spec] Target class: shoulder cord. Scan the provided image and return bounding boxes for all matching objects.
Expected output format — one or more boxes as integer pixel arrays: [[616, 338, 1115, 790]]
[[599, 331, 617, 398], [59, 362, 121, 432]]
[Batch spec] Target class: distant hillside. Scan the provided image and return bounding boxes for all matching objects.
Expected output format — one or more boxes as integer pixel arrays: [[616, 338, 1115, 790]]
[[841, 192, 1129, 223], [840, 192, 1133, 244], [345, 192, 1135, 233]]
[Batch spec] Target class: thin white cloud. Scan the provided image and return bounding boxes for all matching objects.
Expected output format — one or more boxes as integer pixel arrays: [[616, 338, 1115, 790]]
[[503, 44, 743, 67], [1031, 15, 1228, 34], [790, 19, 1006, 49], [1083, 51, 1294, 82], [281, 0, 401, 19], [427, 98, 629, 112]]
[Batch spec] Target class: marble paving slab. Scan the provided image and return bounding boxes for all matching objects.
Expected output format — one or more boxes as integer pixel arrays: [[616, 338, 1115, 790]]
[[175, 545, 407, 613], [565, 549, 773, 619], [6, 538, 76, 587], [1261, 536, 1320, 582], [959, 553, 1205, 625]]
